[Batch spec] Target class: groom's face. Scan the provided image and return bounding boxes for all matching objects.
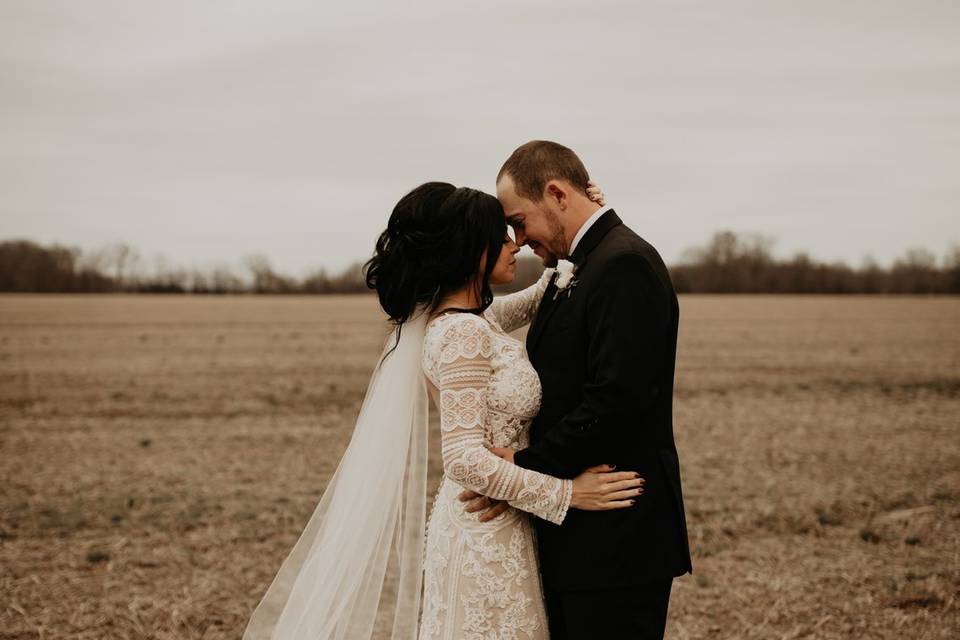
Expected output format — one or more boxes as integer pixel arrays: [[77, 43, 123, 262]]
[[497, 175, 567, 268]]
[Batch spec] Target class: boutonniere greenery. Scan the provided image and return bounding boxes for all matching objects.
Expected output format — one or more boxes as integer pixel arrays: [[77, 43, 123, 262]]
[[552, 259, 578, 300]]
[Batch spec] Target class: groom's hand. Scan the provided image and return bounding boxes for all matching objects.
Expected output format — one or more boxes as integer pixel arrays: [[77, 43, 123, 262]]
[[456, 446, 518, 522], [488, 446, 516, 464], [458, 490, 509, 522]]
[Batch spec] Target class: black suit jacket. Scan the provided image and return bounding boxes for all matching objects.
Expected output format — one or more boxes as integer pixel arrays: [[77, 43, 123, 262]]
[[514, 209, 693, 591]]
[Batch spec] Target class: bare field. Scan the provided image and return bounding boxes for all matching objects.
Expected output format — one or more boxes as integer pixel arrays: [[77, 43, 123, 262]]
[[1, 294, 958, 639]]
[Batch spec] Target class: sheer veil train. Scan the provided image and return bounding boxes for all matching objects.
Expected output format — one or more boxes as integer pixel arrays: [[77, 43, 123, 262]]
[[243, 310, 429, 640]]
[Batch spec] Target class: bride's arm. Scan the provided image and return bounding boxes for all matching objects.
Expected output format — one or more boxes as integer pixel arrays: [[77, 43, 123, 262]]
[[487, 267, 555, 333], [428, 314, 572, 525]]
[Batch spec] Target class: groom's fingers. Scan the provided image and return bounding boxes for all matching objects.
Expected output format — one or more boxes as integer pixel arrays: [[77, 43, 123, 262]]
[[464, 496, 491, 513], [477, 500, 509, 522]]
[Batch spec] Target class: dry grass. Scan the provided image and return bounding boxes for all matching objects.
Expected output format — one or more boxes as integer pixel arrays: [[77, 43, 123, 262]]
[[1, 293, 957, 639]]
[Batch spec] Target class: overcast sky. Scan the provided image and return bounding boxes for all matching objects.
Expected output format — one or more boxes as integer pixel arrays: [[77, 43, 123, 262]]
[[3, 0, 958, 276]]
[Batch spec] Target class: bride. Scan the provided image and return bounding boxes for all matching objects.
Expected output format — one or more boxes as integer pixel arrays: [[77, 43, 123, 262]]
[[243, 182, 645, 640]]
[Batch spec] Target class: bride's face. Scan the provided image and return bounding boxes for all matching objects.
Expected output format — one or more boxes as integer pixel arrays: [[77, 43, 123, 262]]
[[488, 235, 520, 285]]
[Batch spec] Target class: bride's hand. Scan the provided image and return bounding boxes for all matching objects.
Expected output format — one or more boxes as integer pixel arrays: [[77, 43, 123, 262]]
[[586, 180, 605, 206], [571, 464, 644, 510]]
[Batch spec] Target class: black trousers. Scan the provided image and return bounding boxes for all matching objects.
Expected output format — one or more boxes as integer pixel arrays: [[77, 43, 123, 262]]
[[543, 579, 673, 640]]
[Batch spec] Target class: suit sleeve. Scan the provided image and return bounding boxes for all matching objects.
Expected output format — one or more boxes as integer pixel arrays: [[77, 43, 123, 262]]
[[514, 252, 672, 478]]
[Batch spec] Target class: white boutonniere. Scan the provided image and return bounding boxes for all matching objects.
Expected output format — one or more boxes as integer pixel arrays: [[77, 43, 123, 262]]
[[552, 259, 578, 300]]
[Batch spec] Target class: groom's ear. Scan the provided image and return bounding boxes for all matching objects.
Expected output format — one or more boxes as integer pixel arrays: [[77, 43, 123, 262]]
[[545, 180, 568, 211]]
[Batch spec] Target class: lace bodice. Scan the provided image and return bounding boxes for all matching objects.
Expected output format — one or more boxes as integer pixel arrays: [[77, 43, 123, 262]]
[[421, 269, 572, 525], [418, 270, 567, 640]]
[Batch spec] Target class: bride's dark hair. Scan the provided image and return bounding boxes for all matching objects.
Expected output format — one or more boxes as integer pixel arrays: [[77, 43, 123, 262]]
[[364, 182, 507, 325]]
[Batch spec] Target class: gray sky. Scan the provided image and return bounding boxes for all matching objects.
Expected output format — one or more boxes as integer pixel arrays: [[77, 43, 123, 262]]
[[3, 0, 959, 277]]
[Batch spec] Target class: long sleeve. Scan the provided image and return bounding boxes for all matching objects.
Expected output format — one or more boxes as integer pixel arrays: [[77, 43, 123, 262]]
[[514, 252, 673, 478], [428, 314, 572, 525], [487, 268, 555, 333]]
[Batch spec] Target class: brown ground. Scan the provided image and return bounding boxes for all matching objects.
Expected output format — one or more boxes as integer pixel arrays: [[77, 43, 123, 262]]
[[1, 294, 957, 639]]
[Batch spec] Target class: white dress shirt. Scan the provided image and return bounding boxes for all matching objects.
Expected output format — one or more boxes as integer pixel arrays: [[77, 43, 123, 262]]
[[569, 204, 612, 257]]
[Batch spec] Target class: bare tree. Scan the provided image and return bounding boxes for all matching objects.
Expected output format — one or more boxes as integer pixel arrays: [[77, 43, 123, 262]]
[[944, 245, 960, 294], [244, 253, 296, 293], [100, 243, 134, 289]]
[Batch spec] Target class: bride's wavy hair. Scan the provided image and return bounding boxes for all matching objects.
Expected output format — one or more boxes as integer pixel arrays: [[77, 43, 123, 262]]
[[364, 182, 507, 326]]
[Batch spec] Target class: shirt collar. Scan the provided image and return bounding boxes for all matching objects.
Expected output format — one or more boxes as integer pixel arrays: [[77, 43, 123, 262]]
[[568, 204, 612, 257]]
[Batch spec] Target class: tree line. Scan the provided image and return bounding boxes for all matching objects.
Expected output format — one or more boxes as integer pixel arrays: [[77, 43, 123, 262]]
[[0, 239, 368, 294], [1, 233, 958, 294], [669, 232, 960, 294]]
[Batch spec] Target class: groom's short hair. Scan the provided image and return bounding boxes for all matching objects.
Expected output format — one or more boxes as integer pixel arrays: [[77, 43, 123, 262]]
[[497, 140, 590, 202]]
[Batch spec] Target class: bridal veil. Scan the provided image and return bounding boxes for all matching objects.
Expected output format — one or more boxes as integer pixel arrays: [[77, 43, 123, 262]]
[[243, 311, 429, 640]]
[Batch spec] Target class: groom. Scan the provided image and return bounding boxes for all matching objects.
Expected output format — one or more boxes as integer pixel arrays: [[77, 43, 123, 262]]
[[462, 140, 692, 639]]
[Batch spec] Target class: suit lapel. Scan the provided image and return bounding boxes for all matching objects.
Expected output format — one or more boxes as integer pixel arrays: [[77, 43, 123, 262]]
[[526, 275, 557, 355], [527, 284, 564, 355], [568, 209, 622, 266]]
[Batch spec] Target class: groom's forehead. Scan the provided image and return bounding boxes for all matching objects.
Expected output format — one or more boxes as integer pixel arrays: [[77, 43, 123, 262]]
[[496, 174, 518, 198], [500, 201, 525, 220]]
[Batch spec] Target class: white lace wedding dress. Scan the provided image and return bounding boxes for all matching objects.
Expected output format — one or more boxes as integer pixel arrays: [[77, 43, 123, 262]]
[[418, 269, 574, 640]]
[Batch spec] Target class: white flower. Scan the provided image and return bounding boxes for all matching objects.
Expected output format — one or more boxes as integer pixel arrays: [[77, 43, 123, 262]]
[[554, 259, 576, 290]]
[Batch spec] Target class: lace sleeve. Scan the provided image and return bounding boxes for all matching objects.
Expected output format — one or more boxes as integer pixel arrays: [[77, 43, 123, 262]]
[[487, 268, 555, 333], [427, 314, 572, 525]]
